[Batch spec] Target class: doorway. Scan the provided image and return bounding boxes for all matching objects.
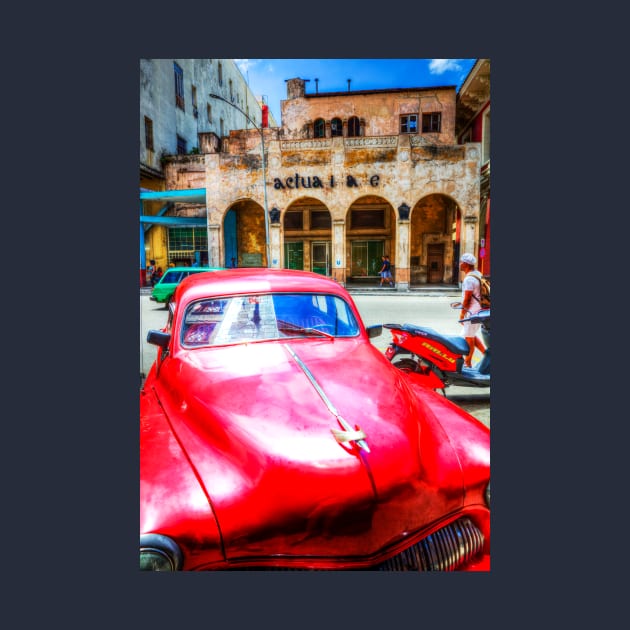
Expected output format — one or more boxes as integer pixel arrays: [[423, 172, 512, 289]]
[[350, 241, 384, 278], [284, 241, 304, 270], [427, 243, 444, 283], [311, 241, 331, 276], [224, 209, 237, 267]]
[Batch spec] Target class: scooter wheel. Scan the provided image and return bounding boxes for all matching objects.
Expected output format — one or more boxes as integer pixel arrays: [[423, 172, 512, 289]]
[[392, 358, 421, 373]]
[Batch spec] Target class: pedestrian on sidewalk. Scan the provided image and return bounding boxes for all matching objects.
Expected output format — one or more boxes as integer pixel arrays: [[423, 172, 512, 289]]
[[379, 255, 394, 287], [458, 252, 486, 367], [148, 259, 157, 286]]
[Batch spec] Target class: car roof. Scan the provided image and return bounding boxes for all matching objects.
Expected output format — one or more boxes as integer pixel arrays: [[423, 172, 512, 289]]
[[164, 266, 223, 273], [177, 268, 348, 302]]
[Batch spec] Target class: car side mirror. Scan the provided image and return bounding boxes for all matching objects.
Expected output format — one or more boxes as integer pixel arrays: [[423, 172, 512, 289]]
[[147, 330, 171, 348], [366, 324, 382, 339]]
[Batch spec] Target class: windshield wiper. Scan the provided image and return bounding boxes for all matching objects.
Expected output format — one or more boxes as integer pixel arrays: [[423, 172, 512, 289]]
[[278, 322, 335, 339], [299, 327, 334, 339]]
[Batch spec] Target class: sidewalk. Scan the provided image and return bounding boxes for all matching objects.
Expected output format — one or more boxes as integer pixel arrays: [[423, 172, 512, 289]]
[[140, 283, 460, 297]]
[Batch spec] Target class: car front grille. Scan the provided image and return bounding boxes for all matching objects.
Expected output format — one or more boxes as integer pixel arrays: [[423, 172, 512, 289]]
[[377, 517, 485, 571], [237, 518, 484, 571]]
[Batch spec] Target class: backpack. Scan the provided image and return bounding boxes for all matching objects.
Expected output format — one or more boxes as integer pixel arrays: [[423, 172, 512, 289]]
[[466, 272, 491, 309]]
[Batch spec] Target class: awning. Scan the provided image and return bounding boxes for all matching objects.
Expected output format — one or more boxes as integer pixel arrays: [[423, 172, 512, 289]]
[[139, 216, 206, 226], [140, 188, 207, 227], [140, 188, 206, 204]]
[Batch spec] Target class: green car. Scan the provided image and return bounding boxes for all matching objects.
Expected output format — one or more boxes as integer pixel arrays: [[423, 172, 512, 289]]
[[150, 267, 223, 306]]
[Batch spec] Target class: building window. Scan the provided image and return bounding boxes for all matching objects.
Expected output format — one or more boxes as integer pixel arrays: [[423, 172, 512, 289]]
[[400, 114, 417, 134], [229, 79, 233, 101], [177, 135, 187, 154], [284, 211, 304, 230], [192, 85, 198, 118], [422, 112, 441, 133], [144, 116, 154, 151], [351, 209, 385, 229], [347, 116, 360, 137], [174, 62, 185, 110], [313, 118, 325, 138], [220, 118, 224, 137], [310, 210, 331, 229], [168, 227, 208, 261], [331, 118, 342, 137], [207, 104, 212, 123], [218, 62, 223, 86]]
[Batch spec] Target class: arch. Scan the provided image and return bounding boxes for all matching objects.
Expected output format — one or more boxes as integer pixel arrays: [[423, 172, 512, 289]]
[[331, 117, 343, 137], [283, 197, 333, 275], [347, 116, 360, 137], [344, 195, 396, 283], [407, 193, 460, 286], [221, 198, 267, 268]]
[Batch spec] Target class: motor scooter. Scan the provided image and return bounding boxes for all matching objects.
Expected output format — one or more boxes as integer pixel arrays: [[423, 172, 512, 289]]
[[383, 304, 490, 394]]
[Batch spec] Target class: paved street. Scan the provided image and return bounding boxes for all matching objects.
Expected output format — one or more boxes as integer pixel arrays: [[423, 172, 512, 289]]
[[140, 291, 489, 428]]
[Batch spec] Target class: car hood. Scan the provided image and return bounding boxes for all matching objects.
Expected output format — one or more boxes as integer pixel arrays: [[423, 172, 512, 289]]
[[158, 339, 470, 567]]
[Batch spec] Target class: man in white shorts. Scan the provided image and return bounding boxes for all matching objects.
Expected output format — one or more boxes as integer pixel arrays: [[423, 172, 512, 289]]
[[458, 252, 486, 368]]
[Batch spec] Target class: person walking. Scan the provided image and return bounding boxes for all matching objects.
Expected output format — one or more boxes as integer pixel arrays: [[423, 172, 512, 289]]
[[147, 259, 157, 286], [379, 255, 394, 287], [458, 252, 486, 367]]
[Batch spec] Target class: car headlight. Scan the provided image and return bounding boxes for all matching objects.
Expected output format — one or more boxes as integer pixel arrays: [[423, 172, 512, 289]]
[[485, 481, 491, 508], [140, 534, 183, 571]]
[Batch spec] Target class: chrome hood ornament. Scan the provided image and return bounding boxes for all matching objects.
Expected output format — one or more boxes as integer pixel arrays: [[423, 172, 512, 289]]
[[284, 344, 370, 453]]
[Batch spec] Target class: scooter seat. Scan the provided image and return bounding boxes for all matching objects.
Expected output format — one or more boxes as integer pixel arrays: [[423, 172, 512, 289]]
[[396, 323, 471, 356]]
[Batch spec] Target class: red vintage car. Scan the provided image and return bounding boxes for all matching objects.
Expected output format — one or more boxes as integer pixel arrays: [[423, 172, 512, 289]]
[[140, 268, 490, 571]]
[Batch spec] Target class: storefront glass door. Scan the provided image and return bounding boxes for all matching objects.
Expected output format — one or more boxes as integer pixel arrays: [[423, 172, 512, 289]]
[[284, 242, 304, 270], [311, 241, 331, 276], [350, 241, 384, 277]]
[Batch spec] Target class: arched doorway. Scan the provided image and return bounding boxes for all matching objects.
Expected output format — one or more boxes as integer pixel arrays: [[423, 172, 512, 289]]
[[282, 197, 332, 276], [223, 199, 267, 268], [409, 194, 459, 286], [346, 196, 396, 285]]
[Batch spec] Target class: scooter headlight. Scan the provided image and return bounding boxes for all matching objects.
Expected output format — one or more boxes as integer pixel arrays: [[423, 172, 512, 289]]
[[485, 481, 491, 508]]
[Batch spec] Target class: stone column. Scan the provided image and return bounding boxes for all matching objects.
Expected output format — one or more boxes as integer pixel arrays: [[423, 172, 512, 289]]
[[269, 223, 281, 268], [207, 223, 222, 267], [462, 214, 478, 259], [332, 219, 346, 285], [395, 219, 410, 291]]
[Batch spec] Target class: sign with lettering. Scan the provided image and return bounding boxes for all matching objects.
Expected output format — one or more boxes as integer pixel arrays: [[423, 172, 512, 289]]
[[241, 253, 263, 267], [273, 173, 380, 190]]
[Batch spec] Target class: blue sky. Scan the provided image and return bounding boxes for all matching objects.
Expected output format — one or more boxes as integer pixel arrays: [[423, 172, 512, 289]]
[[235, 59, 476, 124]]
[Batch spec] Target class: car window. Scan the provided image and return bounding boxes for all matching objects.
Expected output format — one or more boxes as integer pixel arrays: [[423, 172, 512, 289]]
[[180, 293, 359, 348], [161, 271, 183, 284]]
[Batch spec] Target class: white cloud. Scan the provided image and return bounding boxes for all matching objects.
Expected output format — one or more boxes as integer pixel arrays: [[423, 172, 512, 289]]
[[428, 59, 463, 75], [235, 59, 257, 73]]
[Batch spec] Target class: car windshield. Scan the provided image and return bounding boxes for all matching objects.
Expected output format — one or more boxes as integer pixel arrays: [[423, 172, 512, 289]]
[[160, 270, 186, 284], [181, 293, 360, 347]]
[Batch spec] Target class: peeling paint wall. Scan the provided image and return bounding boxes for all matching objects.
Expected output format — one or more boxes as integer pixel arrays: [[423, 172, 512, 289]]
[[281, 85, 457, 143]]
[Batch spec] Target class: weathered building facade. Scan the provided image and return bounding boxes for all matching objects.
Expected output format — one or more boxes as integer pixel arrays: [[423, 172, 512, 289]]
[[160, 76, 484, 289], [139, 59, 270, 283]]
